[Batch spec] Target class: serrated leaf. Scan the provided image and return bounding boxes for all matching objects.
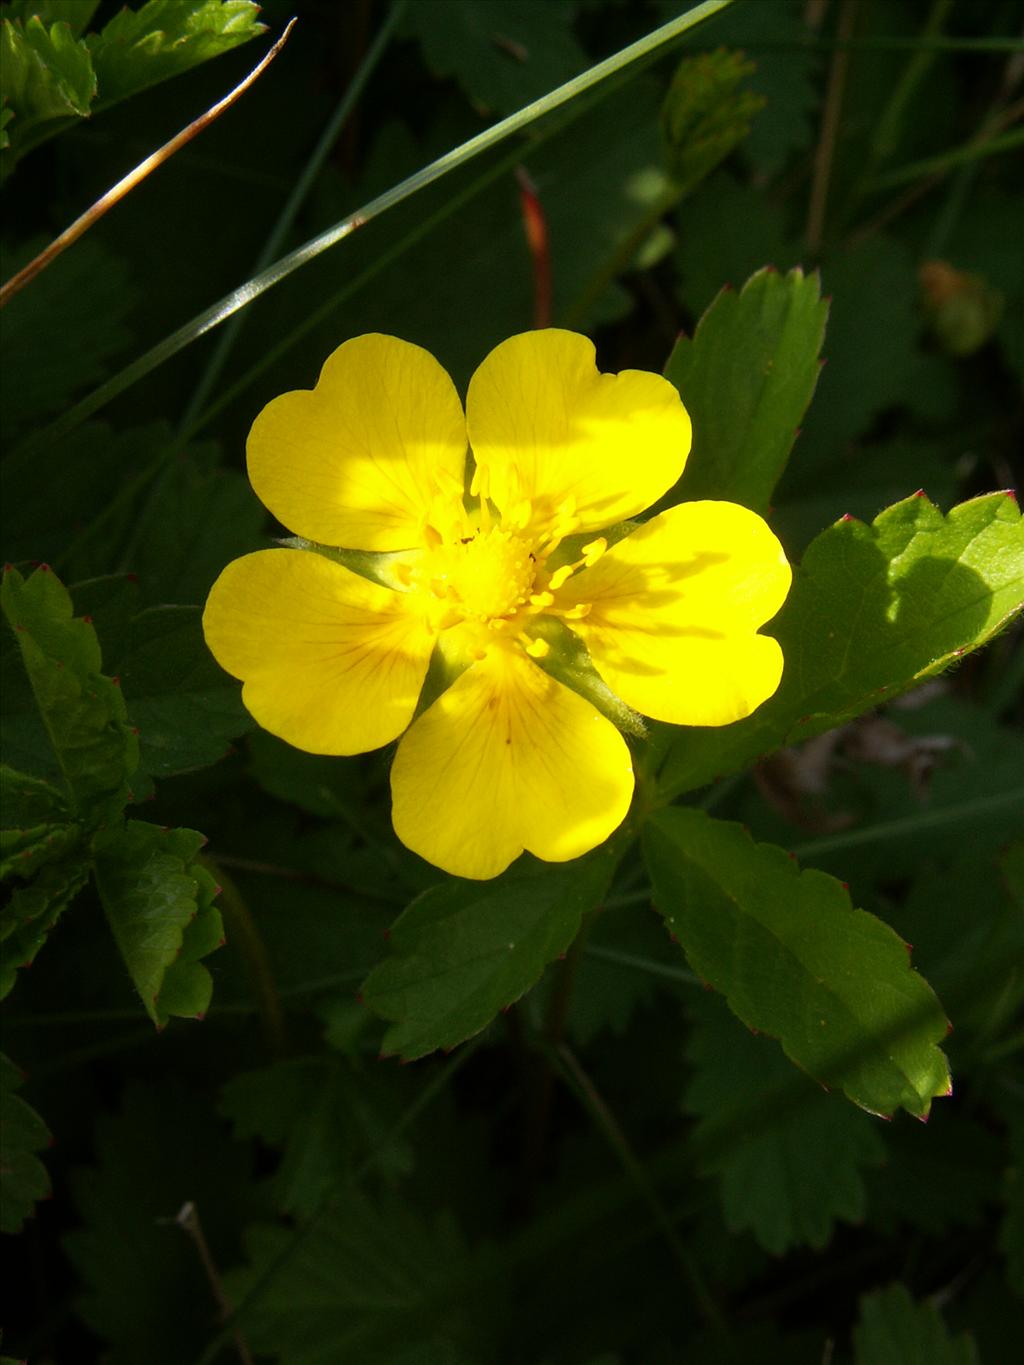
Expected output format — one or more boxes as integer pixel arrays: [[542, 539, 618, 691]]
[[92, 820, 222, 1026], [226, 1193, 487, 1365], [403, 0, 586, 117], [661, 49, 764, 192], [363, 847, 620, 1061], [0, 763, 78, 880], [86, 0, 265, 109], [657, 491, 1024, 801], [685, 992, 885, 1253], [853, 1285, 979, 1365], [0, 1051, 51, 1234], [663, 265, 827, 514], [1, 565, 138, 823], [0, 13, 96, 148], [644, 807, 950, 1118], [0, 853, 89, 998], [221, 1056, 412, 1216], [2, 2, 101, 38]]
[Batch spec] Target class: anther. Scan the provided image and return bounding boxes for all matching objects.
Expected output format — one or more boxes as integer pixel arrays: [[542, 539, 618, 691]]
[[524, 637, 550, 659]]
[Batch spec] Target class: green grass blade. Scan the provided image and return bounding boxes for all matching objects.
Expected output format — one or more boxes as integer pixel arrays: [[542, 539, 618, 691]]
[[14, 0, 735, 459]]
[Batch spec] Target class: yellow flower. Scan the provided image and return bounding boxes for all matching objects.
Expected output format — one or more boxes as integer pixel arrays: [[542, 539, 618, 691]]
[[203, 331, 790, 880]]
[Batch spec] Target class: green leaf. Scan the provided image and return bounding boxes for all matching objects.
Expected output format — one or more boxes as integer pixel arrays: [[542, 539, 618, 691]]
[[363, 848, 620, 1061], [80, 596, 253, 781], [0, 852, 89, 998], [0, 12, 96, 148], [0, 1051, 51, 1234], [643, 807, 950, 1118], [226, 1193, 487, 1365], [2, 2, 101, 37], [403, 0, 587, 116], [685, 991, 885, 1253], [852, 1285, 979, 1365], [1, 564, 138, 823], [657, 491, 1024, 801], [663, 265, 828, 514], [0, 763, 77, 879], [221, 1056, 412, 1217], [92, 820, 222, 1027], [661, 49, 764, 192], [0, 239, 135, 442], [86, 0, 265, 109]]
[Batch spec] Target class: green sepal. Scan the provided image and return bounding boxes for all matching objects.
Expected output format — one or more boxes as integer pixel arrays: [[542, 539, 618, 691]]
[[643, 807, 950, 1119]]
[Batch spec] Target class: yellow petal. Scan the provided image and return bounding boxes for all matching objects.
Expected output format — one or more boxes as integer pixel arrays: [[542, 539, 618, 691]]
[[563, 501, 791, 726], [390, 645, 634, 880], [247, 334, 467, 550], [203, 549, 434, 754], [466, 330, 691, 537]]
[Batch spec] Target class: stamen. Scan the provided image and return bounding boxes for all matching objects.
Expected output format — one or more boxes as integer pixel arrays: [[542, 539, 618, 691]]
[[529, 591, 554, 610], [582, 537, 607, 566], [523, 636, 550, 659], [547, 564, 576, 591], [423, 524, 442, 550]]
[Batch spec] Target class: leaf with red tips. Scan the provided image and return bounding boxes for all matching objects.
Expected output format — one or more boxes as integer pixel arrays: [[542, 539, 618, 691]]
[[658, 491, 1024, 801], [644, 808, 950, 1119], [663, 265, 828, 515], [92, 821, 222, 1028]]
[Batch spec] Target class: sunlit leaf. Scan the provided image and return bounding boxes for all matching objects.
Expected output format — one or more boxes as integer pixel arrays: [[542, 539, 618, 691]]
[[0, 1050, 51, 1234], [86, 0, 265, 108], [657, 491, 1024, 801], [644, 807, 950, 1118], [663, 265, 827, 513]]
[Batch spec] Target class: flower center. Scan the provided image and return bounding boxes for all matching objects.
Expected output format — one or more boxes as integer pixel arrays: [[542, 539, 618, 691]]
[[430, 528, 536, 622]]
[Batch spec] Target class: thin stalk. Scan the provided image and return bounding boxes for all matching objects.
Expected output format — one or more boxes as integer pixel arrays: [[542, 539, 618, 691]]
[[0, 21, 296, 307], [868, 123, 1024, 190], [13, 0, 735, 459], [206, 860, 286, 1059], [854, 0, 954, 194], [550, 1041, 735, 1356], [176, 1202, 254, 1365], [583, 944, 702, 988], [806, 0, 859, 253], [178, 1, 407, 435], [790, 787, 1024, 860]]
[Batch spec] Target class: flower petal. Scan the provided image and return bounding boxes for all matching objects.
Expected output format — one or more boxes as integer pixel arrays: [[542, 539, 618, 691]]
[[203, 549, 434, 754], [247, 334, 467, 550], [562, 501, 792, 726], [390, 644, 634, 880], [467, 330, 691, 536]]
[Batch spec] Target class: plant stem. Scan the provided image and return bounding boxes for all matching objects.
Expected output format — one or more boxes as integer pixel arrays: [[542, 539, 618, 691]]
[[205, 859, 286, 1060], [176, 1202, 254, 1365], [806, 0, 859, 253]]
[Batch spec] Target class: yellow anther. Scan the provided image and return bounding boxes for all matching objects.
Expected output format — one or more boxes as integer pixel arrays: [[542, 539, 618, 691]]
[[529, 590, 554, 610], [547, 564, 575, 591], [560, 603, 592, 621], [582, 537, 607, 566], [523, 636, 550, 659]]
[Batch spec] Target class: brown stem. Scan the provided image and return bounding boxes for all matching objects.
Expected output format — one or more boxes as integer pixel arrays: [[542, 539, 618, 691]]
[[516, 166, 552, 328], [0, 20, 296, 307], [176, 1202, 254, 1365]]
